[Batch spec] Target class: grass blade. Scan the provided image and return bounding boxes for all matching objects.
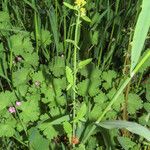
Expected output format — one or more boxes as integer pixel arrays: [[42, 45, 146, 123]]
[[97, 120, 150, 141], [131, 0, 150, 72]]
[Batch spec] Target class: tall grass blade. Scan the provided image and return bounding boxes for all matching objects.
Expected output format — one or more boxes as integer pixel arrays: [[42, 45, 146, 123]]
[[97, 120, 150, 141], [131, 0, 150, 73]]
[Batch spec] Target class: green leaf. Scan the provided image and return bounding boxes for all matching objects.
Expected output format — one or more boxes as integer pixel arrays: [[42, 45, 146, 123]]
[[0, 11, 10, 22], [49, 107, 65, 117], [56, 95, 66, 106], [0, 91, 16, 111], [29, 127, 49, 150], [66, 66, 74, 86], [41, 29, 51, 47], [117, 137, 136, 150], [0, 124, 15, 137], [144, 102, 150, 113], [74, 103, 87, 122], [107, 88, 124, 111], [77, 79, 89, 96], [49, 56, 65, 77], [146, 78, 150, 102], [78, 58, 92, 70], [81, 15, 91, 22], [97, 120, 150, 141], [10, 33, 34, 56], [128, 93, 143, 114], [23, 52, 39, 68], [37, 115, 70, 127], [90, 67, 102, 79], [89, 104, 102, 121], [130, 0, 150, 72], [91, 31, 99, 45], [12, 68, 29, 87], [41, 83, 55, 104], [18, 84, 28, 97], [63, 121, 72, 135], [102, 70, 117, 88], [88, 79, 100, 97], [94, 91, 108, 104], [138, 49, 150, 73], [38, 124, 58, 140], [63, 2, 76, 10], [19, 96, 40, 123], [75, 144, 86, 150], [67, 84, 72, 91], [32, 71, 45, 83], [0, 11, 11, 36]]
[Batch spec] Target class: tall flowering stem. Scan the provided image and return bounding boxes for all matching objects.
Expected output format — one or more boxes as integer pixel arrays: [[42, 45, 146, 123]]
[[72, 9, 80, 146]]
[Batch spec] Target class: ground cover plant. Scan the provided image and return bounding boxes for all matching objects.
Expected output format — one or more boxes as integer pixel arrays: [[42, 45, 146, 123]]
[[0, 0, 150, 149]]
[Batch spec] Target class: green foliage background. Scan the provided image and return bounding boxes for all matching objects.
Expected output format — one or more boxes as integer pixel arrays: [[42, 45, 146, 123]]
[[0, 0, 150, 150]]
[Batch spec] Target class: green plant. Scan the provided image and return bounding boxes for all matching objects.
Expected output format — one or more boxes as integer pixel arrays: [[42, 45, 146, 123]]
[[0, 0, 150, 150]]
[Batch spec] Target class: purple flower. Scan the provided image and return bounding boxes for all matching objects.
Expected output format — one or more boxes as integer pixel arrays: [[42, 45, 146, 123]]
[[16, 101, 22, 106], [8, 107, 16, 113]]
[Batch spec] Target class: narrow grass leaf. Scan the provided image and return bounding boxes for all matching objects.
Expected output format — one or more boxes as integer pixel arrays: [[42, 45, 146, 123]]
[[97, 120, 150, 141], [63, 2, 76, 10], [131, 0, 150, 72]]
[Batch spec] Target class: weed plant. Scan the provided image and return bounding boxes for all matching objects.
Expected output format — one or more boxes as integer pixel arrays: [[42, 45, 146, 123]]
[[0, 0, 150, 150]]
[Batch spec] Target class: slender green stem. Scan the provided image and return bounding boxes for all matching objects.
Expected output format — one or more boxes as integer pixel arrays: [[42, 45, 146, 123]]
[[82, 49, 150, 144], [64, 12, 67, 56], [32, 0, 39, 52], [12, 136, 28, 148], [73, 11, 80, 145], [67, 17, 74, 65]]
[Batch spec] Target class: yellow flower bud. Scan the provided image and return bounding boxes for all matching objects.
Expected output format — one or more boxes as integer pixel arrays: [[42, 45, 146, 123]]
[[75, 0, 86, 7], [80, 7, 86, 16]]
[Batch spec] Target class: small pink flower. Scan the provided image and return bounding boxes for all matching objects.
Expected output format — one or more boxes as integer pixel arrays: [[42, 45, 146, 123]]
[[35, 81, 41, 87], [8, 107, 16, 113], [16, 56, 22, 62], [16, 101, 21, 106]]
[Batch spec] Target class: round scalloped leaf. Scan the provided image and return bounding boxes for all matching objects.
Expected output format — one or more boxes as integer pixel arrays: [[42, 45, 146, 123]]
[[127, 93, 143, 115], [77, 79, 89, 96], [0, 124, 15, 137], [102, 70, 117, 88], [10, 33, 34, 56], [38, 123, 58, 140], [19, 98, 40, 123], [12, 68, 29, 87], [89, 104, 103, 121], [89, 79, 101, 97], [0, 91, 16, 111], [49, 56, 65, 77], [107, 88, 124, 111], [32, 71, 45, 83], [94, 91, 108, 104]]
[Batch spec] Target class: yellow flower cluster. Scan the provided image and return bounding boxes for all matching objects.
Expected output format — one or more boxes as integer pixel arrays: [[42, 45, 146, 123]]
[[75, 0, 86, 7], [80, 7, 86, 16], [75, 0, 86, 16]]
